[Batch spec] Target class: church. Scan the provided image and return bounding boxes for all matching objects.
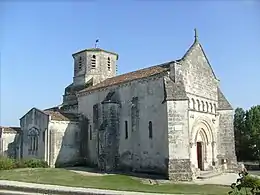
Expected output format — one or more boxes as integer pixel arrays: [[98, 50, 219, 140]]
[[19, 30, 237, 181]]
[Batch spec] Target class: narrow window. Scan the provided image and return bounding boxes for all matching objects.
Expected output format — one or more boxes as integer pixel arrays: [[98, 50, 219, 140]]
[[148, 121, 153, 139], [78, 56, 82, 70], [213, 104, 217, 113], [91, 55, 96, 69], [33, 137, 36, 151], [191, 98, 195, 109], [197, 100, 200, 111], [35, 136, 38, 151], [210, 103, 213, 112], [107, 57, 111, 71], [89, 125, 92, 140], [206, 102, 209, 112], [125, 121, 128, 139], [202, 101, 205, 111], [30, 136, 33, 151], [42, 131, 45, 142]]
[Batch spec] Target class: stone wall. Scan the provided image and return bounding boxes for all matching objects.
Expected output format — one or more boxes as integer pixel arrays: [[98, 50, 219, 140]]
[[97, 101, 120, 172], [78, 75, 169, 175], [20, 108, 49, 160], [73, 50, 118, 86], [217, 110, 237, 167], [48, 120, 80, 167], [179, 41, 219, 101], [0, 129, 20, 158], [166, 100, 193, 181]]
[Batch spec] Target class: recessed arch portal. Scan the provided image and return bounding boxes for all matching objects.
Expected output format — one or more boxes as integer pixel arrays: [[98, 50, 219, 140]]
[[190, 117, 216, 171]]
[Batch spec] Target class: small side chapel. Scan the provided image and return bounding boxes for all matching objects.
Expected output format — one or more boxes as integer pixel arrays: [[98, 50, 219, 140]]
[[19, 30, 237, 181]]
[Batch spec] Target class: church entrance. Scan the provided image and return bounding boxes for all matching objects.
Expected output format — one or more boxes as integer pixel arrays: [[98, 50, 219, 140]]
[[197, 142, 203, 170]]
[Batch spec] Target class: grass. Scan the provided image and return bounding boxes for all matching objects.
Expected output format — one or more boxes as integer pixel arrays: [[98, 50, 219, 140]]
[[0, 168, 231, 195]]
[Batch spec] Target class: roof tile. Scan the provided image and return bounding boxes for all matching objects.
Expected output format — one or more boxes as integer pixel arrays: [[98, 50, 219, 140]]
[[78, 62, 171, 94], [43, 110, 79, 122]]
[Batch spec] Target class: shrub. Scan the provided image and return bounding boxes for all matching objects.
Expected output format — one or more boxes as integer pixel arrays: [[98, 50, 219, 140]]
[[0, 157, 48, 170], [0, 157, 16, 170], [229, 170, 260, 195], [241, 175, 260, 188], [23, 159, 48, 168]]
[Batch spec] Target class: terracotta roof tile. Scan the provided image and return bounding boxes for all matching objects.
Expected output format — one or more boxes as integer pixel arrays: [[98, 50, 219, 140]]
[[78, 62, 171, 95], [43, 110, 79, 122]]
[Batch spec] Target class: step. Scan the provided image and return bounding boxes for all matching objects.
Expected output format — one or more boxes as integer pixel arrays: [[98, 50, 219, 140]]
[[197, 171, 222, 179]]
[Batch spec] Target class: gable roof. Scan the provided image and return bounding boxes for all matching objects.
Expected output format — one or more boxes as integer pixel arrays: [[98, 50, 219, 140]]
[[43, 110, 79, 122], [20, 107, 48, 120], [178, 35, 218, 80], [20, 107, 79, 122], [217, 87, 233, 110], [78, 62, 171, 95]]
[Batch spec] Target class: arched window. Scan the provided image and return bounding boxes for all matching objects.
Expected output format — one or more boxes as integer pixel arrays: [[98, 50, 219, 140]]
[[91, 55, 96, 69], [210, 103, 213, 113], [213, 104, 217, 113], [202, 101, 205, 111], [28, 127, 39, 154], [206, 102, 209, 112], [197, 100, 200, 111], [192, 98, 195, 110], [107, 57, 111, 71], [148, 121, 153, 139]]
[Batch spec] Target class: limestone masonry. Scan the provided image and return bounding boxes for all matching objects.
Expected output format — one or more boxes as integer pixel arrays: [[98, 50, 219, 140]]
[[2, 30, 237, 181]]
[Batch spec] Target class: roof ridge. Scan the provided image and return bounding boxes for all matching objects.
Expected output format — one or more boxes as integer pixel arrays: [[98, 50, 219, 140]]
[[77, 61, 173, 95]]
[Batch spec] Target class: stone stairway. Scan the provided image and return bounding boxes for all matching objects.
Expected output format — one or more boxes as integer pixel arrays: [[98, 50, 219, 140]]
[[197, 170, 222, 179]]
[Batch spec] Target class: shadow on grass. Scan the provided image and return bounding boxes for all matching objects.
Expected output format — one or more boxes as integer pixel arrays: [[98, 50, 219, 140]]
[[64, 166, 168, 180]]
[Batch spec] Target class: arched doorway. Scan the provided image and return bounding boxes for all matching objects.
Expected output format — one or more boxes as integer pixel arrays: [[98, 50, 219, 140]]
[[197, 142, 203, 170], [190, 118, 215, 171], [195, 128, 208, 171]]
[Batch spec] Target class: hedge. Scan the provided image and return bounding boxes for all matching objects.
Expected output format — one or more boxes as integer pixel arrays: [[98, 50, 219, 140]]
[[0, 157, 48, 170]]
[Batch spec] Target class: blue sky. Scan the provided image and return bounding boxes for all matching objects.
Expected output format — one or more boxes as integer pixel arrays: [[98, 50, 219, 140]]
[[1, 1, 259, 126]]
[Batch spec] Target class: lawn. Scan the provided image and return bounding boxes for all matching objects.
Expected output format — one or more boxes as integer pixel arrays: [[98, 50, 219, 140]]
[[0, 168, 231, 195]]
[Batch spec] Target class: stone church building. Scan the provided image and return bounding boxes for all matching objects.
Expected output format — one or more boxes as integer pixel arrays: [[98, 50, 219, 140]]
[[18, 30, 237, 181]]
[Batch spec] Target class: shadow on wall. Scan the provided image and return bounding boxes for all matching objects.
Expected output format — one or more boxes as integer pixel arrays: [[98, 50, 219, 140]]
[[6, 133, 22, 159], [54, 119, 88, 168]]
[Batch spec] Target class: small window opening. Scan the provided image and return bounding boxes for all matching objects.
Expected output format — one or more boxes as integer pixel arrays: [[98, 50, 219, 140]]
[[213, 104, 217, 113], [197, 100, 200, 111], [148, 121, 153, 139], [91, 55, 96, 69], [202, 101, 205, 111], [107, 57, 111, 71], [191, 98, 195, 109], [210, 103, 213, 112], [78, 56, 82, 70], [42, 131, 45, 142], [89, 125, 92, 140], [125, 121, 128, 139]]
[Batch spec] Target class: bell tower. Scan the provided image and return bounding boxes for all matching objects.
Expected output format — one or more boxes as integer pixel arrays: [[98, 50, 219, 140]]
[[72, 48, 119, 86], [61, 47, 119, 113]]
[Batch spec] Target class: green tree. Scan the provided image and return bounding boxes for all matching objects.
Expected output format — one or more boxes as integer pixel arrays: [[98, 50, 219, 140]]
[[246, 105, 260, 162], [234, 107, 248, 161]]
